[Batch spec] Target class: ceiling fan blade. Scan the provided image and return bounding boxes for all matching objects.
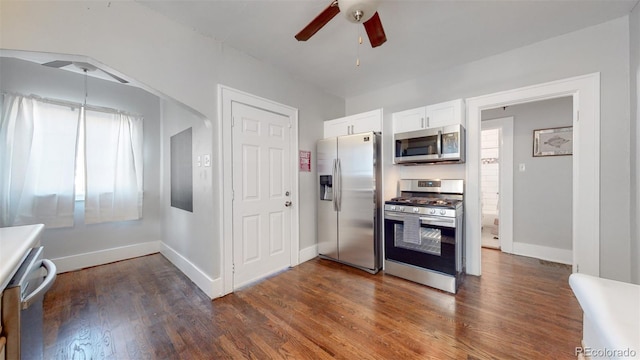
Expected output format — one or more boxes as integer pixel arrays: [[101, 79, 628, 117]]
[[363, 12, 386, 48], [295, 1, 340, 41], [42, 60, 73, 68], [100, 69, 129, 84]]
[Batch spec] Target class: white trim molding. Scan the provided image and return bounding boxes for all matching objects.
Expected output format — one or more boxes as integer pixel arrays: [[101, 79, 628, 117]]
[[299, 244, 318, 264], [51, 241, 161, 274], [512, 242, 573, 265], [466, 73, 600, 277], [161, 242, 222, 299]]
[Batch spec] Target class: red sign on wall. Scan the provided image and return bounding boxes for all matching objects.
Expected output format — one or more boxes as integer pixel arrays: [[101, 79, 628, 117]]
[[299, 150, 311, 172]]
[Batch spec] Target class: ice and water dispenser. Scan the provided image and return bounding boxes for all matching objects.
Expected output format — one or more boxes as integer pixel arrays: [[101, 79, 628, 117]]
[[319, 175, 333, 201]]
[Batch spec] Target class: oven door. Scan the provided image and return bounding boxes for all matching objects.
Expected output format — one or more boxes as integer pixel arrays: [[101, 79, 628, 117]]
[[384, 211, 457, 275]]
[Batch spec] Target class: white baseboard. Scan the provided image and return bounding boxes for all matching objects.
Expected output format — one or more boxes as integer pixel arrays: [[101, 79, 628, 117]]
[[51, 241, 161, 274], [299, 244, 318, 264], [160, 242, 222, 299], [512, 242, 572, 265]]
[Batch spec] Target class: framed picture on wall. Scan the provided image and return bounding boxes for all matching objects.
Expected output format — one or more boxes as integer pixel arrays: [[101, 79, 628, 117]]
[[533, 126, 573, 157]]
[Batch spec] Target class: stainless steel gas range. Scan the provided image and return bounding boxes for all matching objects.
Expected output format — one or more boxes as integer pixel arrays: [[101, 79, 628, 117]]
[[384, 179, 464, 293]]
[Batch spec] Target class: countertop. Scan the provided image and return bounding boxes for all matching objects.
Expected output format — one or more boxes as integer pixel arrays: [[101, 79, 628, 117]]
[[0, 224, 44, 290], [569, 273, 640, 356]]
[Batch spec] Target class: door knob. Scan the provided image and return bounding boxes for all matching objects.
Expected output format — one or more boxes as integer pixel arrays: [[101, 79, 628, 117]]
[[285, 201, 292, 207]]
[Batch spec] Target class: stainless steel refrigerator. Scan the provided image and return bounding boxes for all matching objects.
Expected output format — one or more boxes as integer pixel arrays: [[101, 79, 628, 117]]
[[317, 131, 382, 273]]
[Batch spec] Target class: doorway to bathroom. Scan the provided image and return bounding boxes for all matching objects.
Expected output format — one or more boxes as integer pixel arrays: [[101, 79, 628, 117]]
[[480, 117, 513, 250]]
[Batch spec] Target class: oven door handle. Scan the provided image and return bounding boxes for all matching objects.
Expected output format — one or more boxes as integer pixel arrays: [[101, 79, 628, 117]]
[[420, 216, 455, 228], [384, 212, 405, 221], [22, 259, 57, 310], [385, 212, 455, 227]]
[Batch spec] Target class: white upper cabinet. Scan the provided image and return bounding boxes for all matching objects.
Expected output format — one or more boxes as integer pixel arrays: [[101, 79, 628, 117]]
[[392, 99, 465, 134], [324, 109, 382, 138], [426, 99, 464, 128], [392, 106, 427, 134]]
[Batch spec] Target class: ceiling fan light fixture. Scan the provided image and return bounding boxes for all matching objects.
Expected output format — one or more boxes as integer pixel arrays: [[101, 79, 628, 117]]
[[338, 0, 380, 23]]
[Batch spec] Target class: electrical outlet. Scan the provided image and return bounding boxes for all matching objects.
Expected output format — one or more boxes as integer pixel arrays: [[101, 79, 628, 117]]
[[519, 163, 526, 172], [196, 155, 202, 167], [204, 154, 211, 167]]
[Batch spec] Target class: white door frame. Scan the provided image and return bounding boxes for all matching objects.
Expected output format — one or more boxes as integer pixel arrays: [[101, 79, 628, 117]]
[[466, 73, 600, 276], [481, 117, 514, 254], [218, 85, 300, 296]]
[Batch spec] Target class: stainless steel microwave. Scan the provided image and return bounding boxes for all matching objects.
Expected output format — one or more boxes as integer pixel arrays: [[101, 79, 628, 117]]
[[394, 124, 465, 164]]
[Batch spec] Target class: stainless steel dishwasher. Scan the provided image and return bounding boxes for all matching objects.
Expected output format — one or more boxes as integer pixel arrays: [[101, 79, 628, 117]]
[[1, 246, 56, 360]]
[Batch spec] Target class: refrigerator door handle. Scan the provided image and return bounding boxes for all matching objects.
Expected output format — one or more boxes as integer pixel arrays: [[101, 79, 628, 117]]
[[331, 159, 338, 211], [336, 158, 342, 212]]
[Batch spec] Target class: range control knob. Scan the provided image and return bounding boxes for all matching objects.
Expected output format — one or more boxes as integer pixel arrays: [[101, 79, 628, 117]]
[[398, 206, 404, 212], [429, 208, 436, 215], [440, 209, 447, 215], [390, 205, 396, 211], [413, 207, 420, 213]]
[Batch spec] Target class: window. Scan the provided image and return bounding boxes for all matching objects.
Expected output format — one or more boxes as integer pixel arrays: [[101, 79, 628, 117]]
[[0, 93, 143, 228]]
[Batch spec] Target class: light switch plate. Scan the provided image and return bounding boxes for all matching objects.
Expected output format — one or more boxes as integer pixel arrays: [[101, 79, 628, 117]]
[[519, 163, 526, 172], [204, 154, 211, 167], [197, 155, 202, 167]]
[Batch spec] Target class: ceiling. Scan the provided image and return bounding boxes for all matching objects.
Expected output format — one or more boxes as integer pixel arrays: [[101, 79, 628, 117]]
[[136, 0, 638, 98]]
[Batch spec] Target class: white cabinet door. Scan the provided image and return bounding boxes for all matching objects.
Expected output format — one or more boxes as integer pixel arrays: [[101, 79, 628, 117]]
[[350, 109, 382, 134], [324, 109, 382, 138], [425, 99, 464, 128], [392, 106, 426, 133], [324, 118, 351, 138]]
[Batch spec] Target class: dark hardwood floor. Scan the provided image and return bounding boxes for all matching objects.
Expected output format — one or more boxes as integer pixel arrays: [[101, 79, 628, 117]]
[[43, 249, 582, 359]]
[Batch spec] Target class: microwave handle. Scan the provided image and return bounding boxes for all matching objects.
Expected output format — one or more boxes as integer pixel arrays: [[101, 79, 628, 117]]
[[437, 130, 442, 158]]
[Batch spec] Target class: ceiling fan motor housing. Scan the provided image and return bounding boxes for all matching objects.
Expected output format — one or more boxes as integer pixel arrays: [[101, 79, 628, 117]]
[[338, 0, 380, 23]]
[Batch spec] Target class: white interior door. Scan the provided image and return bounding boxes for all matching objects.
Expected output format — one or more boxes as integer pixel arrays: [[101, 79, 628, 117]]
[[480, 117, 514, 254], [480, 127, 501, 249], [232, 102, 291, 288]]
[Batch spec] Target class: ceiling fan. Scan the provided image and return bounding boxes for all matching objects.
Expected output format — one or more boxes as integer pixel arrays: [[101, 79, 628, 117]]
[[295, 0, 387, 48], [42, 60, 129, 84]]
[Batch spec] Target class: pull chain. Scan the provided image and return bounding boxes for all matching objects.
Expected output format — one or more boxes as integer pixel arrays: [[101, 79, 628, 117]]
[[356, 26, 363, 67], [83, 68, 88, 108]]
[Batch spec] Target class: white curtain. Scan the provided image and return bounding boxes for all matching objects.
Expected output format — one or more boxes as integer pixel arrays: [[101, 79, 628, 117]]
[[0, 94, 80, 228], [84, 109, 143, 224]]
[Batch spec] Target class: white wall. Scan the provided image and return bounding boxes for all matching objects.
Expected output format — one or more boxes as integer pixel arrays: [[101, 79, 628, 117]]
[[0, 1, 344, 295], [483, 97, 573, 251], [0, 57, 162, 268], [347, 17, 632, 282], [630, 3, 640, 284]]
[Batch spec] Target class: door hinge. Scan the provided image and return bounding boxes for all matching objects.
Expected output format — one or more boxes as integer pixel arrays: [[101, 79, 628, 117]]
[[231, 189, 235, 201], [288, 122, 292, 129], [232, 263, 235, 273], [232, 116, 235, 127], [576, 264, 579, 273]]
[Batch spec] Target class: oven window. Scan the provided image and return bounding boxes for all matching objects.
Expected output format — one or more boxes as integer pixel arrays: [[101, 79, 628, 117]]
[[394, 224, 442, 256], [395, 135, 439, 157]]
